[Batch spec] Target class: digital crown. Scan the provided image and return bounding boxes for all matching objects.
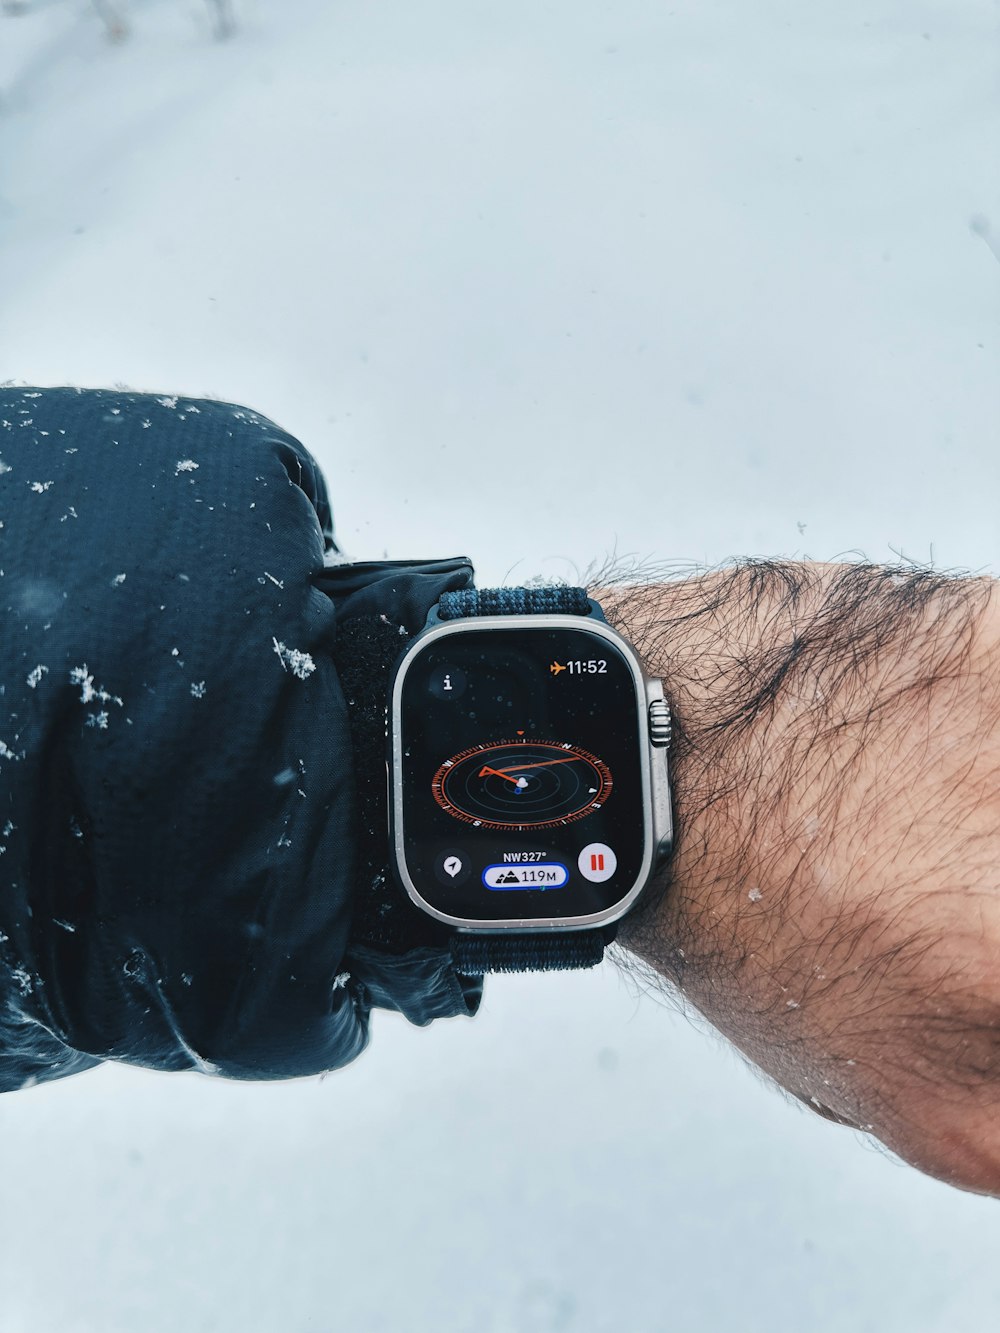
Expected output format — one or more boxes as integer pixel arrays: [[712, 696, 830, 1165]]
[[648, 698, 672, 748]]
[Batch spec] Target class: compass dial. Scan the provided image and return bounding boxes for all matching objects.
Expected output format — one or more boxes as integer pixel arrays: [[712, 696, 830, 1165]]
[[431, 739, 613, 830]]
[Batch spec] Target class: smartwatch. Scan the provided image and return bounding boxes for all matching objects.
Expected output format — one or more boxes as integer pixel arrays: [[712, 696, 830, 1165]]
[[387, 586, 673, 974]]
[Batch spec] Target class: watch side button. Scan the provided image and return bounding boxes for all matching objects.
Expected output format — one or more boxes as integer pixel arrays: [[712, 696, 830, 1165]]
[[648, 698, 672, 748]]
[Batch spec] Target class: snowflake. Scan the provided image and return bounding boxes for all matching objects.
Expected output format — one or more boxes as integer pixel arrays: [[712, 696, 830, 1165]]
[[26, 664, 48, 689], [122, 951, 143, 978], [29, 480, 54, 493], [272, 638, 316, 680], [68, 666, 91, 697], [175, 459, 199, 474], [158, 396, 179, 409], [111, 573, 126, 587], [11, 967, 33, 996], [190, 681, 206, 698], [69, 665, 122, 708], [86, 711, 110, 730]]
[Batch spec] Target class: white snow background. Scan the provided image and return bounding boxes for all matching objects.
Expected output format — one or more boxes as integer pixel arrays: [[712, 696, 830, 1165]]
[[1, 2, 999, 1331]]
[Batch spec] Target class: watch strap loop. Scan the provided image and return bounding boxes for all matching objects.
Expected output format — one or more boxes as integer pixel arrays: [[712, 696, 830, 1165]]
[[450, 927, 616, 976]]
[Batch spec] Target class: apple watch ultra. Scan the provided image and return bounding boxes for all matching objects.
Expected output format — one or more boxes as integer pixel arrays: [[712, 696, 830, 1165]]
[[388, 585, 674, 975]]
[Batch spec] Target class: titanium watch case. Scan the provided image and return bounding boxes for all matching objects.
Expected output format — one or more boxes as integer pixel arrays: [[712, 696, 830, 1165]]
[[388, 605, 673, 934]]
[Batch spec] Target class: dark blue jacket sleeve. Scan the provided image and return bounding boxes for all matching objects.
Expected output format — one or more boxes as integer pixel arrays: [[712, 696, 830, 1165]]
[[0, 386, 478, 1091]]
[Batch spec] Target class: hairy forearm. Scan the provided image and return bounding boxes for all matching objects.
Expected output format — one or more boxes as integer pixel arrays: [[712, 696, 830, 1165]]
[[598, 561, 1000, 1195]]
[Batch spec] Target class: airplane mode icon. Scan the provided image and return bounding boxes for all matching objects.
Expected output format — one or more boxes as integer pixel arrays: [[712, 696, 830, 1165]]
[[549, 661, 566, 675]]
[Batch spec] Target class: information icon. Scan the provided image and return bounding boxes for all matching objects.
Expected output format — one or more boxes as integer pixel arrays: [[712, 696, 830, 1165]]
[[428, 664, 467, 700]]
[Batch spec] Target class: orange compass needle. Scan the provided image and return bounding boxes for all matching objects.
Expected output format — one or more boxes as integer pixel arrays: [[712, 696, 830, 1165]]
[[497, 757, 580, 774], [477, 765, 524, 785]]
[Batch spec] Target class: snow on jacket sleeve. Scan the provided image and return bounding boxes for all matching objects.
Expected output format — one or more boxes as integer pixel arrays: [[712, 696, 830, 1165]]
[[0, 386, 478, 1092]]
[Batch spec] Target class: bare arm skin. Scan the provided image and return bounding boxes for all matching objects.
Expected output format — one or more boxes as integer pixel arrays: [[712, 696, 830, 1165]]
[[597, 561, 1000, 1196]]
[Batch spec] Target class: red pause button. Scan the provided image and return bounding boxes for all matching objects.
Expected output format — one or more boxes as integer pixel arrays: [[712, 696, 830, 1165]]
[[578, 843, 617, 883]]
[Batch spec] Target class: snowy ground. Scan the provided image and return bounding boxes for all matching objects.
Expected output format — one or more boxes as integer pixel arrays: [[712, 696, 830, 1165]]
[[1, 2, 999, 1330]]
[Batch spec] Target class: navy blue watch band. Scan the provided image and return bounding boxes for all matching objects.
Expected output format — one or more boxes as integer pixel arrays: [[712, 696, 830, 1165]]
[[440, 585, 617, 976], [439, 586, 593, 619]]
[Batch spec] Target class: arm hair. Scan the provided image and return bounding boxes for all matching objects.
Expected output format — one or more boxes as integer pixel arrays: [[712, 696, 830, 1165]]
[[594, 559, 1000, 1192]]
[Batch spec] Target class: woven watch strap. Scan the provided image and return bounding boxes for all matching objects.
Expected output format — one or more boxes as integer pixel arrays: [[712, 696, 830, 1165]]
[[439, 586, 592, 618], [439, 583, 616, 975]]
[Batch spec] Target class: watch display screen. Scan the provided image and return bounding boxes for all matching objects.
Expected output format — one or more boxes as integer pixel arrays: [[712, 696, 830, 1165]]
[[394, 626, 646, 923]]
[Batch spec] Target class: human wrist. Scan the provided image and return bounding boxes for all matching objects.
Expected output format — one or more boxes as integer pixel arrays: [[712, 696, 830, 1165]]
[[596, 564, 797, 993], [594, 560, 1000, 1191]]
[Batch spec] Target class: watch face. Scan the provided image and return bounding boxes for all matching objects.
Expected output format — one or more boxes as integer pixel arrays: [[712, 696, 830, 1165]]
[[392, 622, 649, 926]]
